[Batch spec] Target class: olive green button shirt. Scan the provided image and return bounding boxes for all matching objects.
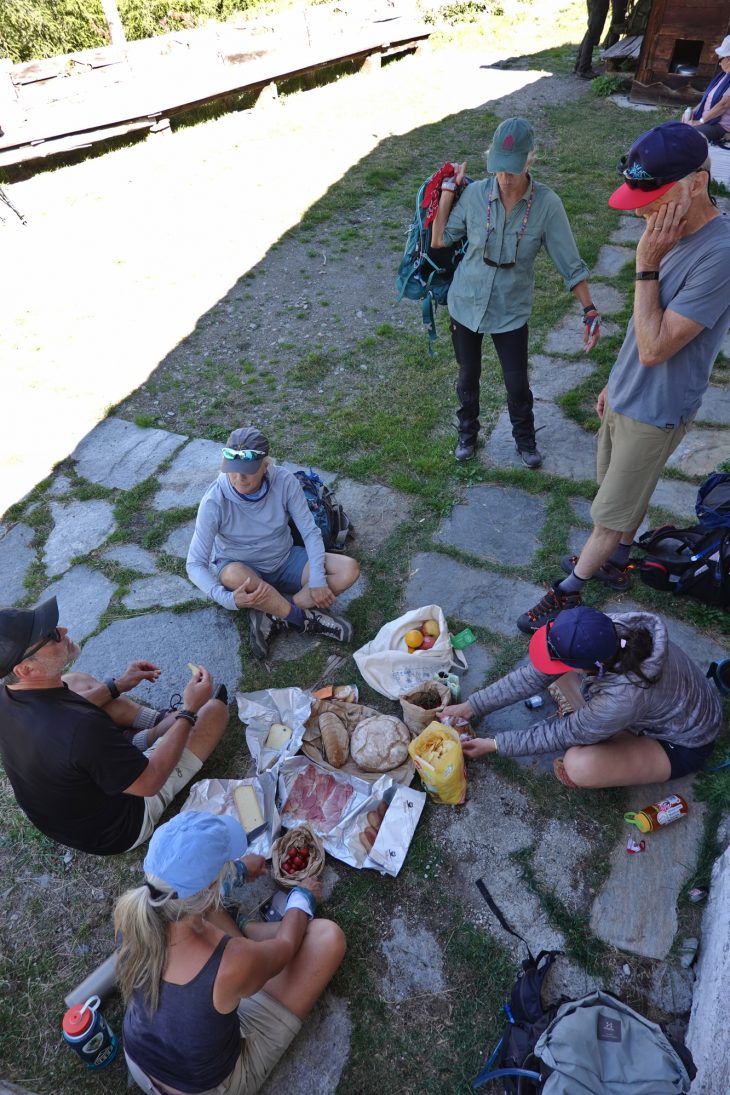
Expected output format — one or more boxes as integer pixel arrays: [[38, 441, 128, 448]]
[[443, 176, 589, 334]]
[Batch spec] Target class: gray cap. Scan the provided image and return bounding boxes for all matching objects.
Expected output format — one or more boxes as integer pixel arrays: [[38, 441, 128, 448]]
[[220, 426, 269, 474], [0, 597, 59, 677], [486, 117, 534, 174]]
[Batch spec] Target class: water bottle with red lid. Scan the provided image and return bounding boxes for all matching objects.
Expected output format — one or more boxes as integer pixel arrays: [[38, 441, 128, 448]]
[[62, 994, 118, 1069]]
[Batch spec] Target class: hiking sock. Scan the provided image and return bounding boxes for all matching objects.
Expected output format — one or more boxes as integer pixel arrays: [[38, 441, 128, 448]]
[[285, 602, 306, 631], [608, 542, 631, 569], [558, 570, 589, 595], [132, 706, 159, 730], [130, 729, 150, 751]]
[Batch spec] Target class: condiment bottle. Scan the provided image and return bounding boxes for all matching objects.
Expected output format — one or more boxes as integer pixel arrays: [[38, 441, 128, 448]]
[[624, 793, 688, 833], [62, 995, 118, 1069]]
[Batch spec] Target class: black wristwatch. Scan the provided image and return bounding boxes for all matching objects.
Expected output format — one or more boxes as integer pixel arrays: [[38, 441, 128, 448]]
[[635, 271, 659, 281], [104, 677, 120, 699]]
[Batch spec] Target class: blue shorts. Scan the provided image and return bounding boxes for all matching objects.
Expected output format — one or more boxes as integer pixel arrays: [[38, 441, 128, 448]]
[[215, 545, 308, 596], [656, 738, 714, 780]]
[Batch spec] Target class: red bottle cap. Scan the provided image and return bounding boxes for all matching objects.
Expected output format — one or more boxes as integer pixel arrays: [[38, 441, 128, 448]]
[[62, 1001, 93, 1036]]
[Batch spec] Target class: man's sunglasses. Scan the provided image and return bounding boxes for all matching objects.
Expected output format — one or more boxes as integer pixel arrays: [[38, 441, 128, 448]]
[[618, 156, 685, 192], [222, 447, 266, 461], [22, 628, 62, 660], [545, 621, 562, 662]]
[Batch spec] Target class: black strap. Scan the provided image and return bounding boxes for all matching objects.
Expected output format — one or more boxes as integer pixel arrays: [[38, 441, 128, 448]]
[[475, 878, 534, 962]]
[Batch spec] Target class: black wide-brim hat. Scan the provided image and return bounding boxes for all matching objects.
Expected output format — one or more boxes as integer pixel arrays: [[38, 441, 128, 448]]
[[0, 596, 59, 677]]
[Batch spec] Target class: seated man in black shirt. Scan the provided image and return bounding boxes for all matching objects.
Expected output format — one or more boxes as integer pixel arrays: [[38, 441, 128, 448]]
[[0, 598, 228, 856]]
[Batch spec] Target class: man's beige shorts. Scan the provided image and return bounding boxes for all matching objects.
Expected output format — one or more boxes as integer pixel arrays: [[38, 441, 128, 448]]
[[590, 404, 688, 533], [128, 744, 203, 850], [125, 990, 301, 1095]]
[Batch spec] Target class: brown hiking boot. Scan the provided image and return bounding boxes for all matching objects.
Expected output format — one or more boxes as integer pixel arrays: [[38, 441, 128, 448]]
[[516, 582, 583, 635]]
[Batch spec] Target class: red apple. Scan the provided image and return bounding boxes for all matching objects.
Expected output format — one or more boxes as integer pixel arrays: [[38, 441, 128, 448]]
[[420, 635, 436, 650]]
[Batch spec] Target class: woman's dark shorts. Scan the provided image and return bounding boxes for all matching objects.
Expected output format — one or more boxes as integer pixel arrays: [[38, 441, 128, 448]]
[[656, 738, 715, 780]]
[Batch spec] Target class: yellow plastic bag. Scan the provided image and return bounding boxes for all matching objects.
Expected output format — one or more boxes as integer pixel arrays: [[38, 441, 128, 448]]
[[408, 720, 466, 805]]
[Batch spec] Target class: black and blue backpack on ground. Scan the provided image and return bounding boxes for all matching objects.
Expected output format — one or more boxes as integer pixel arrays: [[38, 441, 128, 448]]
[[395, 166, 468, 344], [471, 881, 695, 1093], [632, 473, 730, 609], [289, 469, 351, 552]]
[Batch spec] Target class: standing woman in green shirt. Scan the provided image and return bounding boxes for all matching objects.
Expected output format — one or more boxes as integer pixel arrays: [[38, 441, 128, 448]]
[[431, 117, 600, 466]]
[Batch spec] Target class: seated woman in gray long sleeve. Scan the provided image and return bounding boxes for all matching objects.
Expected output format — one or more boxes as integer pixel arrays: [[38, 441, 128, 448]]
[[186, 425, 359, 661], [441, 606, 722, 789]]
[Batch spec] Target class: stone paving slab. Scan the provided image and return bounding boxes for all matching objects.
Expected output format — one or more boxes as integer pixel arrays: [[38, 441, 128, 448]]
[[590, 776, 705, 960], [586, 283, 626, 315], [48, 474, 72, 497], [610, 215, 644, 245], [454, 642, 494, 700], [152, 438, 222, 511], [543, 312, 620, 356], [335, 572, 367, 610], [528, 354, 596, 399], [650, 964, 694, 1016], [269, 628, 323, 664], [569, 497, 593, 523], [484, 405, 596, 481], [331, 478, 413, 555], [72, 417, 186, 490], [40, 565, 114, 642], [687, 844, 730, 1093], [592, 244, 634, 277], [433, 484, 545, 566], [43, 499, 116, 577], [485, 690, 561, 776], [260, 992, 351, 1095], [121, 574, 206, 610], [161, 520, 197, 558], [647, 478, 700, 520], [404, 552, 544, 638], [0, 523, 35, 606], [74, 607, 242, 707], [380, 918, 446, 1003], [695, 386, 730, 426], [667, 428, 730, 477], [534, 818, 595, 915], [437, 765, 565, 955], [102, 544, 158, 574]]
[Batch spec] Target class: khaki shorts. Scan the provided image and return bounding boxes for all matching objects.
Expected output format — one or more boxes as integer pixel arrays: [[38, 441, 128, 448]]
[[125, 990, 301, 1095], [128, 743, 203, 850], [590, 404, 688, 533]]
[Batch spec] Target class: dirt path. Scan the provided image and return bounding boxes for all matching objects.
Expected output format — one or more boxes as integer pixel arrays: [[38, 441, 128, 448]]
[[0, 0, 588, 516]]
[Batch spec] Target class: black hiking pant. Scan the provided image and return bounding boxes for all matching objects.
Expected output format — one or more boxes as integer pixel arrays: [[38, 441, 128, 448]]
[[574, 0, 628, 74], [450, 318, 535, 451]]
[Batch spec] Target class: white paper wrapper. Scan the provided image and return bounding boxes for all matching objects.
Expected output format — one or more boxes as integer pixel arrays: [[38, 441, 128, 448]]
[[278, 757, 425, 873], [181, 775, 280, 858], [236, 686, 312, 776]]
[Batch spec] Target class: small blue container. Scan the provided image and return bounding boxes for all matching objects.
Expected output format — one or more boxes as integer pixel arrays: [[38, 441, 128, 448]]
[[62, 994, 118, 1069]]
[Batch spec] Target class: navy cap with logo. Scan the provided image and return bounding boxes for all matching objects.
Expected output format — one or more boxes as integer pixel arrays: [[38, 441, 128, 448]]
[[529, 606, 619, 675], [0, 597, 59, 677], [609, 122, 709, 211], [220, 426, 269, 474]]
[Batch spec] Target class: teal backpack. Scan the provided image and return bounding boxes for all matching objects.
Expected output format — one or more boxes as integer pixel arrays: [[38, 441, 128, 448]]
[[395, 168, 468, 344]]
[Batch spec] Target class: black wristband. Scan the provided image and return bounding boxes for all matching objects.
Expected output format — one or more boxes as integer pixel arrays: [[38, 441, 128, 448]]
[[176, 709, 198, 727], [582, 303, 597, 313], [635, 271, 659, 280], [104, 677, 120, 699]]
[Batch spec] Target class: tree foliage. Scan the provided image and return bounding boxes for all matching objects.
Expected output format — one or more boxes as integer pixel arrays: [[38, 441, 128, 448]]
[[0, 0, 259, 63]]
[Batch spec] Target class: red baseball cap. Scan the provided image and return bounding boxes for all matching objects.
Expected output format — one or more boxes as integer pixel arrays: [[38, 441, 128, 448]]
[[529, 607, 619, 675], [608, 122, 709, 211]]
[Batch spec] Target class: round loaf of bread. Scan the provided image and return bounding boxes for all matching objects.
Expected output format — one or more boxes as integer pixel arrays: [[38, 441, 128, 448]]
[[350, 714, 410, 772], [319, 711, 349, 769]]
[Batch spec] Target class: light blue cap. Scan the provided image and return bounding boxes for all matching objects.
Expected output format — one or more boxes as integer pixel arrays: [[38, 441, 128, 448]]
[[144, 811, 247, 898]]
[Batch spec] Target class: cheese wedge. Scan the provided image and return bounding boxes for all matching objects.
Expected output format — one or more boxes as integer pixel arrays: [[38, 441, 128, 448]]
[[265, 723, 292, 750], [234, 785, 264, 834]]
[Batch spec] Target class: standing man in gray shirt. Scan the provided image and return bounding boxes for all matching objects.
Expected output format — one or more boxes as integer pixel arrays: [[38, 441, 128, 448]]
[[518, 122, 730, 634], [187, 427, 359, 659]]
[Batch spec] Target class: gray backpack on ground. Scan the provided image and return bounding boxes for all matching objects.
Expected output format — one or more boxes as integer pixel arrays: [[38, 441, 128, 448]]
[[525, 991, 693, 1094]]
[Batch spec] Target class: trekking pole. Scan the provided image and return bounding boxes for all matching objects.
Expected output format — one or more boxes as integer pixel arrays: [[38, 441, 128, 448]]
[[0, 185, 27, 225]]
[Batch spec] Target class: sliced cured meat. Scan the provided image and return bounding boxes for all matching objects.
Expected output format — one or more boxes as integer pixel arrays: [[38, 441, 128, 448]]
[[282, 764, 353, 831]]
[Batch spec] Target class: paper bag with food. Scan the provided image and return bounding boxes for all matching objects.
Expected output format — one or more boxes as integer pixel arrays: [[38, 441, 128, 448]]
[[399, 680, 452, 734], [408, 720, 467, 805], [271, 824, 325, 890]]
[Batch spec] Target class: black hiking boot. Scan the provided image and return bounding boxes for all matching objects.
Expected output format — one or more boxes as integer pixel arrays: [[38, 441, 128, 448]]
[[516, 582, 583, 635], [301, 609, 353, 643], [248, 610, 279, 660]]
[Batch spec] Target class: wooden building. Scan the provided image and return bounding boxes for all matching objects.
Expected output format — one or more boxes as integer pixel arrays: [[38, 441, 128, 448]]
[[631, 0, 730, 105]]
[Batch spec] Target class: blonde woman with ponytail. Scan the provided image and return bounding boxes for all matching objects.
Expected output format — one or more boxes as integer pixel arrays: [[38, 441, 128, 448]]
[[115, 811, 346, 1095]]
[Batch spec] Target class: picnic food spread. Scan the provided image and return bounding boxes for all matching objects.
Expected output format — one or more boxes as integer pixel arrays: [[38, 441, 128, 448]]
[[350, 714, 410, 772], [358, 800, 388, 853], [319, 711, 350, 768], [281, 764, 354, 830], [265, 723, 293, 750]]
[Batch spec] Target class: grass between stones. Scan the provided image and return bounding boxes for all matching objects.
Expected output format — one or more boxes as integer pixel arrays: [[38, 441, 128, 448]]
[[2, 14, 730, 1094]]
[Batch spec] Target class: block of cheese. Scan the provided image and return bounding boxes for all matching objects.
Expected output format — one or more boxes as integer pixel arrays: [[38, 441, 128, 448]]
[[234, 785, 265, 834], [265, 723, 292, 750]]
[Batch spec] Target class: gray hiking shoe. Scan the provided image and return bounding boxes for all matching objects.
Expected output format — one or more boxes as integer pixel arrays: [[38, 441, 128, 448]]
[[454, 436, 477, 462], [516, 444, 543, 469], [248, 610, 278, 660], [301, 609, 353, 643]]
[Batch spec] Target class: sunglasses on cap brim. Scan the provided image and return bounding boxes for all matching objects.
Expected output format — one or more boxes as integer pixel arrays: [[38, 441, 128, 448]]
[[222, 447, 266, 461]]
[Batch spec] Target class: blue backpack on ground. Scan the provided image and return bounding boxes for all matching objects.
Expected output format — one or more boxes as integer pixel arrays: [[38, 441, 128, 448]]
[[289, 470, 351, 552], [695, 472, 730, 528], [395, 168, 468, 344]]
